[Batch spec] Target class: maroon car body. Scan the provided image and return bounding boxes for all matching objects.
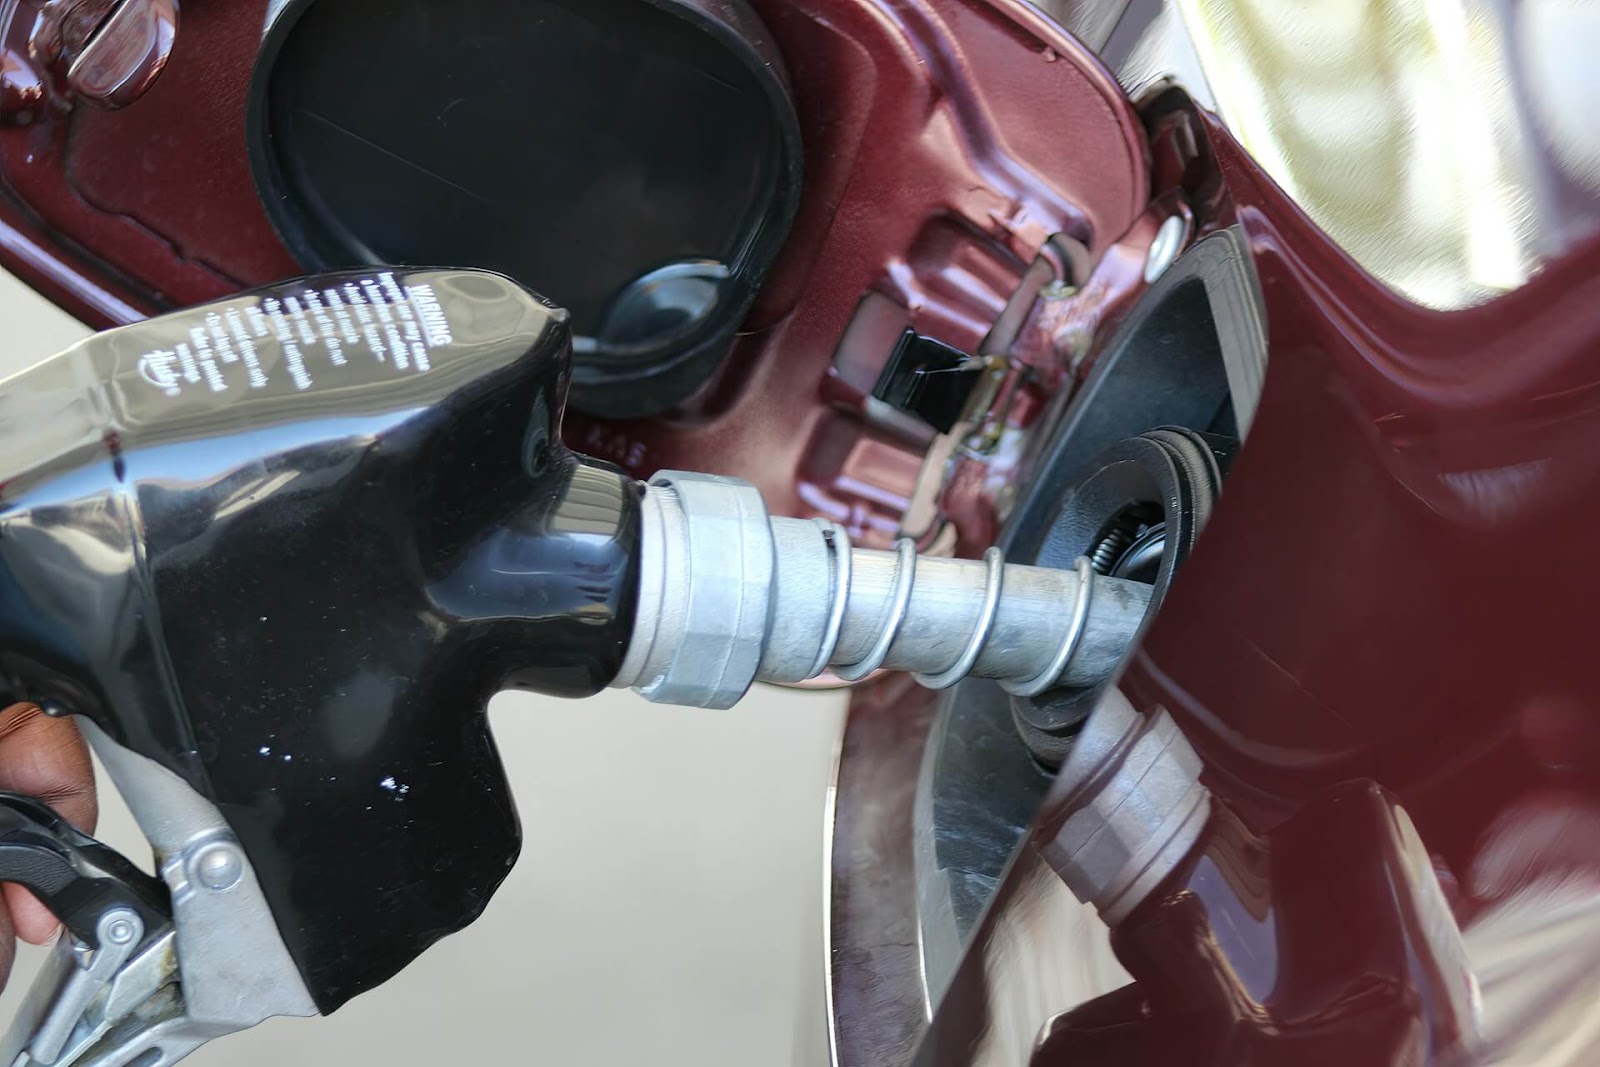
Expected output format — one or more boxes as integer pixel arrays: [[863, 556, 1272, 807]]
[[4, 0, 1600, 1063]]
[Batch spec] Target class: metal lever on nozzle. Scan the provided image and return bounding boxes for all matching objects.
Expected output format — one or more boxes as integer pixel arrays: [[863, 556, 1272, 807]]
[[0, 724, 322, 1067], [610, 471, 1155, 709], [0, 791, 173, 1067]]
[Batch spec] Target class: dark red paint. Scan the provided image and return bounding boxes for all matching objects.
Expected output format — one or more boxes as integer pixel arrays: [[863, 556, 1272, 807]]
[[849, 94, 1600, 1065], [1033, 786, 1477, 1065], [1133, 114, 1600, 842], [1120, 113, 1600, 1062], [0, 15, 46, 121], [0, 0, 297, 310], [0, 0, 1148, 551]]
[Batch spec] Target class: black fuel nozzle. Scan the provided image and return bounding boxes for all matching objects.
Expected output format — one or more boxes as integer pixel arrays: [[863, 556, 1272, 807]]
[[0, 265, 1158, 1036], [0, 268, 641, 1011]]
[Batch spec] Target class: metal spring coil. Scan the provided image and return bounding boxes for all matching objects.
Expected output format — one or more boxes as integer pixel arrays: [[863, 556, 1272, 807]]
[[1088, 524, 1136, 575], [810, 519, 1096, 695]]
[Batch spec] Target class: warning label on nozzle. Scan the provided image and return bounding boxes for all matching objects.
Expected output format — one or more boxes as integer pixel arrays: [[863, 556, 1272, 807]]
[[134, 272, 453, 399]]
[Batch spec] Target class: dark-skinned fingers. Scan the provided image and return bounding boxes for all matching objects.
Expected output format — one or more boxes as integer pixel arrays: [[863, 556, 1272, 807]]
[[0, 898, 14, 991], [0, 704, 98, 944], [0, 703, 96, 828]]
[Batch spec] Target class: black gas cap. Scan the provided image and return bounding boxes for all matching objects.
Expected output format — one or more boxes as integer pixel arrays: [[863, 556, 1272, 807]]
[[246, 0, 803, 418]]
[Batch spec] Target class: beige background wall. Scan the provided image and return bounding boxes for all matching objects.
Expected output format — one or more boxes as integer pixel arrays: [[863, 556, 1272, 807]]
[[0, 270, 844, 1066]]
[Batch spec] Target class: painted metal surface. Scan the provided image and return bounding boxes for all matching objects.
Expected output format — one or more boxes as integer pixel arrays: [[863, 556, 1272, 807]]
[[903, 98, 1600, 1065], [1128, 112, 1600, 1062], [0, 0, 1150, 554]]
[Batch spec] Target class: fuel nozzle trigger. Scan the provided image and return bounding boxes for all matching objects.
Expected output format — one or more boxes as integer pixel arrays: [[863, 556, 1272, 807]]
[[0, 793, 168, 951], [0, 793, 174, 1067]]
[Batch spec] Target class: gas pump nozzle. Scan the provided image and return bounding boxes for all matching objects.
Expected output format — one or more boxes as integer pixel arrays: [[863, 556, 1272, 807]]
[[0, 268, 1151, 1064]]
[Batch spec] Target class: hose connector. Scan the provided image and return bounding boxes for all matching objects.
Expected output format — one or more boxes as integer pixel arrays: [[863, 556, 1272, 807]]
[[613, 472, 776, 709]]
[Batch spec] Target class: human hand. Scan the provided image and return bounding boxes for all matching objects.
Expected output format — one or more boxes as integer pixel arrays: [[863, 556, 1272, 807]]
[[0, 703, 97, 986]]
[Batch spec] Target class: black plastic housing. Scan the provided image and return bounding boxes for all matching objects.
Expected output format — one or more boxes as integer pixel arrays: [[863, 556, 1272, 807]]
[[0, 268, 641, 1011]]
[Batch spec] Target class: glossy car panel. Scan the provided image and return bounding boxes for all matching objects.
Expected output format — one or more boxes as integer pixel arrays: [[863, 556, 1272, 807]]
[[0, 0, 1150, 555], [908, 101, 1600, 1065]]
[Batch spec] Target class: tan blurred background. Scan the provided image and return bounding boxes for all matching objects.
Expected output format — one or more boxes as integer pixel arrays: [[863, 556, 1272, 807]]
[[0, 268, 846, 1066]]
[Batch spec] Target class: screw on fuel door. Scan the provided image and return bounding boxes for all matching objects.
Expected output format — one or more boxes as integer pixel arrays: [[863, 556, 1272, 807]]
[[1, 0, 176, 122]]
